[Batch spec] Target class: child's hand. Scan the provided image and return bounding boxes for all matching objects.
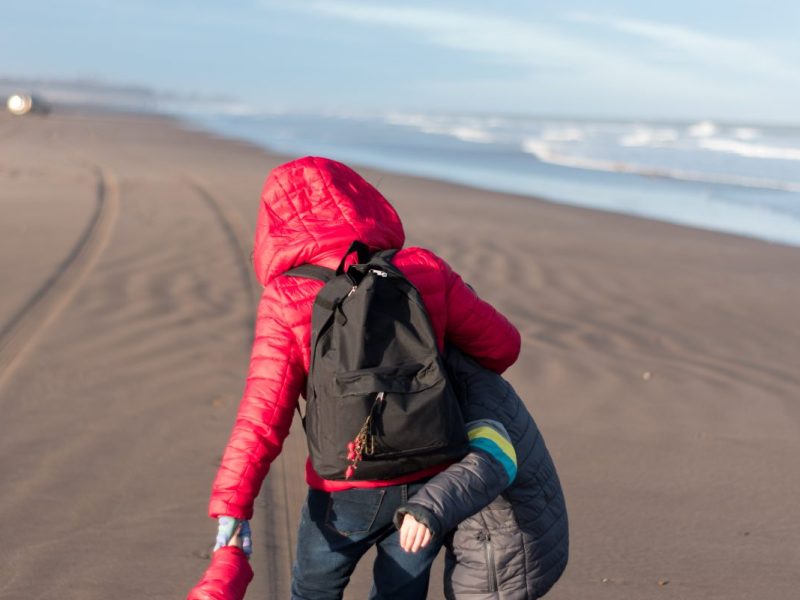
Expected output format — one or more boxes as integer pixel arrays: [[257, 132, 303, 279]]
[[226, 522, 242, 547], [399, 513, 432, 553], [214, 517, 252, 556]]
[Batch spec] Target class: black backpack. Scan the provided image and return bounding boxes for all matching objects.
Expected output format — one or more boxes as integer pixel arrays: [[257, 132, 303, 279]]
[[286, 241, 468, 480]]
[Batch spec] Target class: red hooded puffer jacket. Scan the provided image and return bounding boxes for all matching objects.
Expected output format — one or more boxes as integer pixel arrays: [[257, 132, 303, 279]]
[[209, 157, 520, 520]]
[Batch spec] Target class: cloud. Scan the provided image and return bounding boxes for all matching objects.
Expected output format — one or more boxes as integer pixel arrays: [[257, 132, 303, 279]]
[[262, 1, 634, 72], [257, 1, 800, 119], [273, 2, 799, 84], [565, 12, 800, 82]]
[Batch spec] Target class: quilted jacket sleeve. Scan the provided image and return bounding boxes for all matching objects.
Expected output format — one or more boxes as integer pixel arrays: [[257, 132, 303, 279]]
[[208, 284, 306, 520], [439, 257, 521, 373], [394, 419, 516, 539], [186, 547, 253, 600]]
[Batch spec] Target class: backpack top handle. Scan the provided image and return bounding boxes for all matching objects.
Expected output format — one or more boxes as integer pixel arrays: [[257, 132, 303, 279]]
[[336, 240, 372, 276]]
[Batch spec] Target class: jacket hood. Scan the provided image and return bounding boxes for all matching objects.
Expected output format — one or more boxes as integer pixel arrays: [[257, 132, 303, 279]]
[[253, 156, 406, 286]]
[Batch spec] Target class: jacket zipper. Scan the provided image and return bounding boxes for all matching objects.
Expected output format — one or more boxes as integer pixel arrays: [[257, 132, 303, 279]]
[[478, 530, 498, 592]]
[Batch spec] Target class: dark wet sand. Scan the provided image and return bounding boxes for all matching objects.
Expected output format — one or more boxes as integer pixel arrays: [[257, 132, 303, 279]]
[[1, 109, 798, 599]]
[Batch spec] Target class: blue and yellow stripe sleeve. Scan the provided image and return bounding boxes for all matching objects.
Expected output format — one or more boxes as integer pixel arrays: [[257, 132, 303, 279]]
[[467, 419, 517, 485]]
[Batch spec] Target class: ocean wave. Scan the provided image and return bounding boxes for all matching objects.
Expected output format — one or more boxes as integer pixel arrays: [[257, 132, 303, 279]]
[[520, 138, 800, 192], [447, 126, 493, 143], [732, 127, 761, 140], [619, 126, 679, 147], [698, 138, 800, 161], [541, 127, 585, 142], [688, 120, 718, 137], [383, 112, 494, 143], [384, 112, 439, 129]]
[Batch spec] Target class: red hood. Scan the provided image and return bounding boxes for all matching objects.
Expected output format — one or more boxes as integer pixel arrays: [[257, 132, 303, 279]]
[[253, 156, 406, 286]]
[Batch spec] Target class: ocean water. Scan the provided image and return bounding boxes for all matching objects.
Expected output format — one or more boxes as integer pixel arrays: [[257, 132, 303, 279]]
[[186, 110, 800, 248]]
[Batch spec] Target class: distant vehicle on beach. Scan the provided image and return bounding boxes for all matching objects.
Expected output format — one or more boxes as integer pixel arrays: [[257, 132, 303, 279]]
[[6, 93, 50, 116]]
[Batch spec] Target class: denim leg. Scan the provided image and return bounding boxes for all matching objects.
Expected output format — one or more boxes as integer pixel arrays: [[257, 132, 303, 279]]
[[368, 482, 444, 600], [291, 488, 386, 600], [369, 525, 443, 599], [291, 483, 442, 600]]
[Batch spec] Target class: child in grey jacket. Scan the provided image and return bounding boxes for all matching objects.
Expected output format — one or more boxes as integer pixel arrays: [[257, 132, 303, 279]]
[[394, 349, 569, 599]]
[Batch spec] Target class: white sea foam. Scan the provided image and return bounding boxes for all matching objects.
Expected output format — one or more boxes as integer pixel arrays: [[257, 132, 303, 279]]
[[619, 127, 679, 147], [541, 127, 585, 142], [447, 126, 493, 143], [521, 137, 800, 192], [732, 127, 760, 140], [384, 112, 494, 143], [384, 113, 800, 188], [384, 112, 436, 128], [688, 120, 718, 137], [698, 138, 800, 161], [520, 139, 555, 161], [521, 139, 627, 172]]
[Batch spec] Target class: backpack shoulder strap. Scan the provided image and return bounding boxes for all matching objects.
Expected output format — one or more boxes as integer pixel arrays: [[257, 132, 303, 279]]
[[284, 263, 335, 430], [285, 264, 336, 283]]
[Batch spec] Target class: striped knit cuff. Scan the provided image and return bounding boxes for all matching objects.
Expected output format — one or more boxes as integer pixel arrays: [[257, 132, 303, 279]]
[[466, 419, 517, 484]]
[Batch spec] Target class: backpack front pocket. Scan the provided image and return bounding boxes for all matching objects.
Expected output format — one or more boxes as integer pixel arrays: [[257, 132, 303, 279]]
[[334, 361, 460, 460], [333, 361, 440, 397]]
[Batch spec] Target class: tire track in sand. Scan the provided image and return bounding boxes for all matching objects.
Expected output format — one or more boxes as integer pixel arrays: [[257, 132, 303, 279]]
[[186, 178, 295, 597], [0, 166, 120, 392], [185, 178, 260, 309]]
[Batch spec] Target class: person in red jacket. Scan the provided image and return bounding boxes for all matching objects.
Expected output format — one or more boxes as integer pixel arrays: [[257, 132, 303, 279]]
[[208, 156, 521, 599]]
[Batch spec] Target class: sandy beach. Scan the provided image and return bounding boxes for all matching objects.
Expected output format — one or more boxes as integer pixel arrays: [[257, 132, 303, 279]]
[[1, 109, 799, 599]]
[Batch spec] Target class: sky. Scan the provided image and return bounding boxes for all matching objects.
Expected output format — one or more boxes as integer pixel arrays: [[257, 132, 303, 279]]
[[2, 0, 799, 122]]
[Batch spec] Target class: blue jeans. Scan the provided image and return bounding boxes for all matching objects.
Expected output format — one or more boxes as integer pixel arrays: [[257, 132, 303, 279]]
[[291, 483, 443, 599]]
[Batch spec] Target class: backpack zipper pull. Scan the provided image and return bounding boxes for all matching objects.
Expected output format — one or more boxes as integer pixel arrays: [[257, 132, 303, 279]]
[[365, 392, 384, 456], [345, 421, 369, 478], [346, 400, 379, 477]]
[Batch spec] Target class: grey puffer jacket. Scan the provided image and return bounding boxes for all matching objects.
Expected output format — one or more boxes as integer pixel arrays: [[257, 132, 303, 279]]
[[396, 350, 568, 599]]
